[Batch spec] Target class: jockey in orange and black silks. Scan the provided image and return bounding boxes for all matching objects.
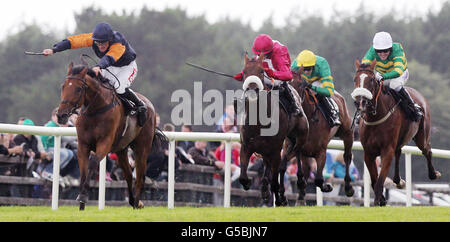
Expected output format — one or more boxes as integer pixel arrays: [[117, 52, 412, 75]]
[[43, 22, 147, 126]]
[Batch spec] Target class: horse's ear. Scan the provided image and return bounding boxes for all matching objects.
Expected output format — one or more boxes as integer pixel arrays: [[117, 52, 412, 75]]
[[80, 65, 89, 77], [67, 62, 73, 75], [258, 53, 265, 62], [244, 52, 250, 64], [354, 59, 360, 70], [370, 59, 377, 70]]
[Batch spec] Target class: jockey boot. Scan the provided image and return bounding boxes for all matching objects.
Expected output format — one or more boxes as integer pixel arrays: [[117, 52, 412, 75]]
[[120, 88, 148, 126], [281, 82, 302, 116], [318, 95, 341, 127], [398, 87, 423, 122]]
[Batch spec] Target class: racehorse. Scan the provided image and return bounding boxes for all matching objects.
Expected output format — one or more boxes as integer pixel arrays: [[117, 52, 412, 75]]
[[351, 59, 441, 206], [237, 53, 309, 206], [56, 59, 167, 210], [286, 67, 355, 204]]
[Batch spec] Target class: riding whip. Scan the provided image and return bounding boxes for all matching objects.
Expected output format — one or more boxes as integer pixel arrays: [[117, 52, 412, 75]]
[[24, 51, 44, 55], [185, 62, 234, 78]]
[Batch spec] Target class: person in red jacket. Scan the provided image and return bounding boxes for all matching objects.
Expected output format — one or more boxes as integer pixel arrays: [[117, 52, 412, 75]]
[[234, 34, 301, 115]]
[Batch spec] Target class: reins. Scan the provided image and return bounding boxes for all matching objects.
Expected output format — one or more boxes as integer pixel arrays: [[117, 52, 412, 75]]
[[65, 74, 118, 117], [355, 68, 400, 126]]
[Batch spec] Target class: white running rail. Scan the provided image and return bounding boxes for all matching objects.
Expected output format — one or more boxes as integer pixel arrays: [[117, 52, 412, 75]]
[[1, 123, 449, 209]]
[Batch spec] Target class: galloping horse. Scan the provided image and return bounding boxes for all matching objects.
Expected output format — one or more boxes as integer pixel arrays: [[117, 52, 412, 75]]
[[238, 53, 309, 206], [56, 59, 167, 210], [352, 59, 441, 206], [287, 67, 355, 204]]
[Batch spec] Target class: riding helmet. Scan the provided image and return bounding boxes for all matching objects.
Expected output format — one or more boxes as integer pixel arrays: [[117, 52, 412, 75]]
[[373, 31, 393, 50], [296, 50, 316, 67], [92, 22, 114, 42], [252, 34, 273, 55]]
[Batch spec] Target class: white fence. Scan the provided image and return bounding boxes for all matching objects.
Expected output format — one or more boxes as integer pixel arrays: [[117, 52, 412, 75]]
[[1, 123, 449, 209]]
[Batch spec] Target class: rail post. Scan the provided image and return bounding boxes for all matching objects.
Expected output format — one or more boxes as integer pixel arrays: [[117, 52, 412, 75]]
[[405, 152, 412, 207], [51, 135, 61, 210], [99, 157, 106, 210], [224, 141, 231, 208], [168, 139, 176, 209]]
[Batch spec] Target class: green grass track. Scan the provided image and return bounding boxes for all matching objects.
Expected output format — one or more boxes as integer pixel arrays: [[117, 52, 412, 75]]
[[0, 206, 448, 222]]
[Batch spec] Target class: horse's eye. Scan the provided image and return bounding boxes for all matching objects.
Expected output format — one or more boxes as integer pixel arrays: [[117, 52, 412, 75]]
[[260, 69, 264, 74], [75, 87, 82, 93]]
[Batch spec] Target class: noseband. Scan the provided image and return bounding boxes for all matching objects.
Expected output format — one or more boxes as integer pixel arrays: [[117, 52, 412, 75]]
[[354, 68, 384, 115]]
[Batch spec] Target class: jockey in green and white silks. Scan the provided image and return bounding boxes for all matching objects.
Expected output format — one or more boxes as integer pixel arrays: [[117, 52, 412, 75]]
[[291, 50, 340, 126], [361, 31, 423, 121]]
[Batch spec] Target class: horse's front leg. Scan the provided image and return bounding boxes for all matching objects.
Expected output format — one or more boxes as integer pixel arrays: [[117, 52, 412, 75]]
[[295, 153, 307, 206], [278, 152, 289, 206], [393, 149, 406, 189], [375, 149, 395, 206], [116, 149, 135, 207], [314, 151, 333, 193], [238, 145, 252, 190], [132, 144, 150, 209], [269, 154, 284, 207], [261, 158, 272, 206], [343, 147, 355, 197], [76, 143, 90, 210]]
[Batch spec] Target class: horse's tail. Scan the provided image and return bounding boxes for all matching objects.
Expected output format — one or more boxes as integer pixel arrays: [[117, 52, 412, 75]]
[[151, 127, 169, 154]]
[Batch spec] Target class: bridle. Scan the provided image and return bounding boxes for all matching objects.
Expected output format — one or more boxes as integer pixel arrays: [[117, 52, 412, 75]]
[[354, 68, 383, 115], [61, 75, 89, 116], [61, 74, 117, 117], [353, 68, 400, 126]]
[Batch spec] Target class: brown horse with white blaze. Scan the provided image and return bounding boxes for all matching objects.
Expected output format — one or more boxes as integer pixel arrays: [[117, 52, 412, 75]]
[[56, 60, 167, 210], [286, 67, 355, 204], [237, 53, 309, 206], [352, 59, 440, 206]]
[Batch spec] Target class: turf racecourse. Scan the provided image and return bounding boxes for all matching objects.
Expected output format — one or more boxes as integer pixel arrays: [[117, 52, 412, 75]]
[[0, 206, 448, 222]]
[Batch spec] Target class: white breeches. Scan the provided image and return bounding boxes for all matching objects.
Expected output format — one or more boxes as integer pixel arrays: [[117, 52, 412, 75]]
[[380, 69, 409, 92], [101, 60, 138, 94]]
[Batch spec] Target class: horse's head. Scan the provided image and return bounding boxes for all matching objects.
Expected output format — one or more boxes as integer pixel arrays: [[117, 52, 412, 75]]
[[57, 62, 89, 124], [241, 53, 266, 102], [291, 66, 308, 91], [351, 59, 380, 114]]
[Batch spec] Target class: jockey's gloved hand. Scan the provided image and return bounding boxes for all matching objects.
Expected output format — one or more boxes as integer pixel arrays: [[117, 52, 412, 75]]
[[233, 72, 244, 81], [375, 72, 384, 81], [300, 81, 312, 89], [264, 68, 276, 79], [92, 66, 102, 76]]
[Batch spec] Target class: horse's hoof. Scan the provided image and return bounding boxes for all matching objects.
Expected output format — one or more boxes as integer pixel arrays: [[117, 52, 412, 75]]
[[239, 177, 251, 190], [295, 200, 306, 206], [396, 179, 406, 189], [79, 202, 86, 211], [345, 186, 355, 197], [321, 183, 333, 193], [135, 200, 144, 209], [430, 171, 441, 180], [276, 197, 288, 207], [375, 196, 387, 207]]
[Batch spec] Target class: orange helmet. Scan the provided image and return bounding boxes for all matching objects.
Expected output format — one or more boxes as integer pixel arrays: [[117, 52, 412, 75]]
[[252, 34, 273, 55]]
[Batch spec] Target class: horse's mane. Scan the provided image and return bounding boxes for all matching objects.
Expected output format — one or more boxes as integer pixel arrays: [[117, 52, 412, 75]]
[[71, 65, 97, 78]]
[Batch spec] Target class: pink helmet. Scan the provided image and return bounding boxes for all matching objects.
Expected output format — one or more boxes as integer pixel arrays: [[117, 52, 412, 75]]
[[252, 34, 273, 55]]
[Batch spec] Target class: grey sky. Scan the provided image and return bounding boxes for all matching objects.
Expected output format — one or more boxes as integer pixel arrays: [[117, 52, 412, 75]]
[[1, 0, 446, 39]]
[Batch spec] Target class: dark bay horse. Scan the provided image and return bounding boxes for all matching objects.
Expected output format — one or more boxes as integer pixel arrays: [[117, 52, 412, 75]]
[[238, 53, 309, 206], [352, 59, 441, 206], [56, 61, 167, 210], [286, 68, 355, 204]]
